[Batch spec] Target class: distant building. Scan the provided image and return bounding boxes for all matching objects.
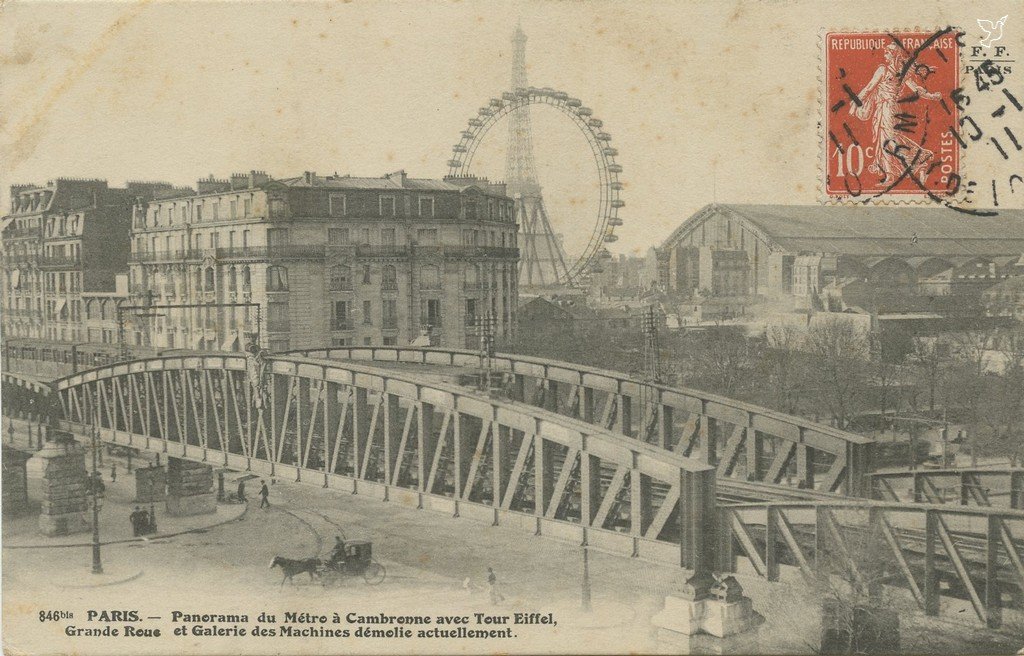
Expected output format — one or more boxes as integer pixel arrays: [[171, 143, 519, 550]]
[[127, 170, 518, 352], [657, 204, 1024, 314], [984, 274, 1024, 321], [518, 296, 641, 340], [1, 178, 174, 344]]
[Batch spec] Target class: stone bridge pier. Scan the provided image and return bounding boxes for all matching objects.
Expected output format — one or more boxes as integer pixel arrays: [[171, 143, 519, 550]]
[[2, 445, 32, 515], [165, 457, 216, 516], [36, 437, 89, 536]]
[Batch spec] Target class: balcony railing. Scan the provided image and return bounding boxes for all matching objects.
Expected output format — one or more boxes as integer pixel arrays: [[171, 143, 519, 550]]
[[381, 281, 399, 291], [382, 319, 398, 330], [331, 319, 353, 331], [329, 282, 354, 292], [129, 249, 188, 263], [127, 244, 519, 265], [38, 254, 80, 268], [357, 245, 408, 258]]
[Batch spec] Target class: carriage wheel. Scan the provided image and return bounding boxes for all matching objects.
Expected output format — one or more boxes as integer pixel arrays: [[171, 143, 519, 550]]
[[363, 562, 385, 585]]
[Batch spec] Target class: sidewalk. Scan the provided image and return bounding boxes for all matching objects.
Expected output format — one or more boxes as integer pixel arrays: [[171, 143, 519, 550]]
[[2, 421, 248, 548]]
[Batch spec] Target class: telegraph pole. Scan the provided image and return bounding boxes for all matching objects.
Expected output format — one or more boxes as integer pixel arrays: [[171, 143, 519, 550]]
[[477, 310, 496, 392]]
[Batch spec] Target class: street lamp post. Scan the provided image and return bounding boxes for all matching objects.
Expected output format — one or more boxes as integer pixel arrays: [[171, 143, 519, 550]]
[[581, 531, 592, 612], [90, 403, 103, 575]]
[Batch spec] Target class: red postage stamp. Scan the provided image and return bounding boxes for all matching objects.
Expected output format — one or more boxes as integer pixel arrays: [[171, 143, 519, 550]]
[[824, 30, 960, 199]]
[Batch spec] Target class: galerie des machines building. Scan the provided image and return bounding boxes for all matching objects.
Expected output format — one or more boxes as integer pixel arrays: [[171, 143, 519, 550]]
[[127, 170, 519, 352]]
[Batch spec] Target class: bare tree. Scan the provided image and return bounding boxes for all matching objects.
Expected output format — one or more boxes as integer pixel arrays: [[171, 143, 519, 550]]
[[763, 324, 806, 414], [948, 331, 993, 465], [687, 325, 757, 398], [804, 317, 870, 430], [976, 325, 1024, 465], [907, 336, 946, 414]]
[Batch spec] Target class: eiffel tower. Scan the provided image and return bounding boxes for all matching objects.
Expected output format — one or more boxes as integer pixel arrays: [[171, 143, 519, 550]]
[[506, 24, 572, 288]]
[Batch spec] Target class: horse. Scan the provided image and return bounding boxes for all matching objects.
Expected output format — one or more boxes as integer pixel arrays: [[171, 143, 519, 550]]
[[269, 556, 321, 587]]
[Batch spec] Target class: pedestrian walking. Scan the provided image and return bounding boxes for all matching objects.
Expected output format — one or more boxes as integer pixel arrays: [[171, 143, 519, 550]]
[[138, 508, 150, 535], [259, 480, 270, 509], [130, 506, 142, 536], [110, 462, 117, 483], [237, 479, 247, 503], [487, 566, 505, 605]]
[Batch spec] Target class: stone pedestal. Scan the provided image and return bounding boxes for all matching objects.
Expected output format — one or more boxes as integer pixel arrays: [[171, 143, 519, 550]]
[[165, 458, 215, 516], [134, 465, 167, 503], [650, 576, 763, 639], [35, 438, 89, 536], [2, 445, 32, 515]]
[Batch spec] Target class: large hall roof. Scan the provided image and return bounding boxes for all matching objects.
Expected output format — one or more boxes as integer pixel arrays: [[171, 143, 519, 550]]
[[668, 204, 1024, 256]]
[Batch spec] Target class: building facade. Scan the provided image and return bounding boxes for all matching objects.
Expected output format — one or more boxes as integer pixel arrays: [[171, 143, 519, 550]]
[[1, 178, 173, 345], [657, 204, 1024, 314], [128, 170, 519, 352]]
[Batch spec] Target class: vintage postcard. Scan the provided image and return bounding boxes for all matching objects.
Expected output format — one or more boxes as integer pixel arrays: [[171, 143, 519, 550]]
[[1, 1, 1023, 655]]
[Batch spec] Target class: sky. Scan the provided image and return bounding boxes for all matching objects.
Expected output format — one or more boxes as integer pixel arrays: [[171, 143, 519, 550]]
[[1, 0, 1021, 261]]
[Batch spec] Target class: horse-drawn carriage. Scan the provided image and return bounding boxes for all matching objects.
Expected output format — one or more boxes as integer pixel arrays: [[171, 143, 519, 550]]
[[318, 539, 386, 586], [270, 539, 386, 587]]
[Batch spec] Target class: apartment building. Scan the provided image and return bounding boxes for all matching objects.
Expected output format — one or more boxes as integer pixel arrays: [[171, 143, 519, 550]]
[[127, 170, 519, 351]]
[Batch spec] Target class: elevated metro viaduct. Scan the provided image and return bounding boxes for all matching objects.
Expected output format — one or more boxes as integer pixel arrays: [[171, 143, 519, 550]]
[[2, 347, 1023, 629]]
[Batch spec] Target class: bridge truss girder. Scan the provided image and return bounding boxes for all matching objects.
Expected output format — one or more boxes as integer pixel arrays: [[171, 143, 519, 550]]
[[53, 354, 718, 582]]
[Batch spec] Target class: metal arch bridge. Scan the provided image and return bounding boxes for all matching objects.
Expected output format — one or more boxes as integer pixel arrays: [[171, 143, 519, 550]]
[[2, 348, 1023, 628]]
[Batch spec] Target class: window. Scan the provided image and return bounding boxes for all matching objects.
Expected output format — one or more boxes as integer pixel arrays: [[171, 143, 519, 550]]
[[181, 205, 188, 222], [362, 265, 371, 284], [420, 265, 440, 290], [269, 339, 290, 352], [382, 299, 397, 329], [209, 233, 218, 249], [418, 196, 435, 217], [269, 198, 286, 217], [381, 228, 396, 245], [363, 336, 372, 345], [196, 203, 203, 222], [241, 266, 251, 290], [266, 266, 289, 291], [379, 195, 396, 217], [268, 302, 289, 332], [332, 301, 351, 330], [417, 228, 437, 245], [331, 338, 351, 347], [360, 228, 371, 245], [228, 267, 237, 292], [243, 197, 252, 217], [382, 265, 397, 290], [328, 228, 349, 245], [464, 199, 478, 220], [167, 206, 173, 223], [329, 265, 352, 291], [465, 264, 480, 289], [267, 228, 289, 246], [204, 267, 215, 290], [362, 300, 372, 325], [212, 201, 220, 220], [329, 194, 346, 216], [463, 229, 477, 246], [421, 299, 441, 329], [230, 199, 238, 219], [465, 298, 478, 326]]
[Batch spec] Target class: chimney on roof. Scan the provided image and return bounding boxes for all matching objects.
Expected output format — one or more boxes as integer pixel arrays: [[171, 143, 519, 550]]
[[303, 171, 316, 185], [249, 170, 270, 188], [230, 173, 248, 190], [385, 170, 407, 187]]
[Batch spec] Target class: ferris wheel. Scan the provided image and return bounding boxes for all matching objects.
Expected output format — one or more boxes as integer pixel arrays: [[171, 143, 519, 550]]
[[447, 86, 623, 286]]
